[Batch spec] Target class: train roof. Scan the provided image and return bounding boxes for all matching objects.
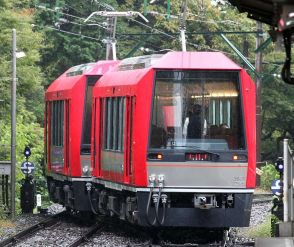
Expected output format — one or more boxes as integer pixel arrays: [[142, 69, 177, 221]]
[[95, 52, 243, 89], [155, 52, 242, 70], [117, 52, 242, 71], [46, 60, 118, 94]]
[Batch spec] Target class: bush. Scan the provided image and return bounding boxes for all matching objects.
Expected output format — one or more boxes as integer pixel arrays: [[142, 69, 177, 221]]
[[247, 215, 272, 237], [260, 163, 280, 191]]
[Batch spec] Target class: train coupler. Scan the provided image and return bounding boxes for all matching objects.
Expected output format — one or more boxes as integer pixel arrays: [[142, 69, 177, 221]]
[[194, 194, 217, 209]]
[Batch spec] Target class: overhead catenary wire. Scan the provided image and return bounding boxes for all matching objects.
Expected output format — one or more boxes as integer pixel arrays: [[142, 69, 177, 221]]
[[35, 3, 282, 77], [36, 5, 107, 29], [147, 8, 243, 27], [129, 18, 231, 54], [116, 30, 263, 36], [35, 4, 258, 56], [128, 17, 283, 75], [32, 23, 102, 42]]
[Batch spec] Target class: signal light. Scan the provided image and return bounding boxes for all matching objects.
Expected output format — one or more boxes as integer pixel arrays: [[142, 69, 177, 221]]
[[23, 146, 31, 159], [275, 157, 284, 173]]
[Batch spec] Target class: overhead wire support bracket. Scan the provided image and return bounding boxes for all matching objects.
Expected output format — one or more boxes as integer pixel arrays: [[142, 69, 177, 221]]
[[144, 0, 148, 16], [84, 11, 149, 23], [255, 36, 272, 53], [167, 0, 171, 20], [220, 33, 259, 77], [84, 11, 148, 60]]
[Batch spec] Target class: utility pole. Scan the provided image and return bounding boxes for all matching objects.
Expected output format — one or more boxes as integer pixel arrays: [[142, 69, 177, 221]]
[[11, 29, 17, 219], [255, 21, 263, 186], [179, 0, 188, 52], [84, 11, 148, 60]]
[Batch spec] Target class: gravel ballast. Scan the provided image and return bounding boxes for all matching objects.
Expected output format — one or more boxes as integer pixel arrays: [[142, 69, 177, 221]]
[[0, 200, 273, 246]]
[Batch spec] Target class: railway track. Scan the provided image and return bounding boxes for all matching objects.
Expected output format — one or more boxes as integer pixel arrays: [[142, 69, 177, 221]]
[[0, 211, 66, 247], [252, 193, 272, 204], [67, 222, 105, 247], [0, 194, 270, 247]]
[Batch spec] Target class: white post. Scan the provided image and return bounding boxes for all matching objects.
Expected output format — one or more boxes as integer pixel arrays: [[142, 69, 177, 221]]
[[112, 41, 117, 61], [284, 139, 289, 222], [112, 17, 117, 61], [179, 0, 187, 52], [180, 29, 186, 52], [289, 145, 294, 221]]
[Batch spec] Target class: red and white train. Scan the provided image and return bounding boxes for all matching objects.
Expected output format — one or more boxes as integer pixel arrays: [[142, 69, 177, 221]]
[[45, 51, 256, 227]]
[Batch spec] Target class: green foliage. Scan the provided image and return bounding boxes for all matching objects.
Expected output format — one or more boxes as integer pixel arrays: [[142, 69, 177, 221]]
[[0, 0, 45, 216], [246, 215, 272, 237], [260, 164, 280, 191], [34, 0, 107, 85], [0, 0, 292, 217]]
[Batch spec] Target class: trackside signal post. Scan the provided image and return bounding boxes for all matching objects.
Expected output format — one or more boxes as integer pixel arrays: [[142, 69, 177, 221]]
[[272, 139, 294, 237], [20, 146, 35, 214], [271, 157, 284, 236]]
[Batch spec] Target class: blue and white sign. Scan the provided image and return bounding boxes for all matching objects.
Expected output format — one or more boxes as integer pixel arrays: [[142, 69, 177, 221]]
[[271, 179, 282, 196], [20, 161, 35, 175]]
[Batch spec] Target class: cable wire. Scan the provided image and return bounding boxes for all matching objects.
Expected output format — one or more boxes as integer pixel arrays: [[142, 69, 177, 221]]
[[35, 5, 107, 29], [145, 188, 157, 226], [32, 23, 102, 42]]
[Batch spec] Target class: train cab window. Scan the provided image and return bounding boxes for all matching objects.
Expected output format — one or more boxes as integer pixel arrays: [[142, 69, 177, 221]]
[[81, 76, 99, 154], [149, 70, 245, 151]]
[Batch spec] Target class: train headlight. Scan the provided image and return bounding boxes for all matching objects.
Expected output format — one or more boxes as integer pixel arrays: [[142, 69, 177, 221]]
[[232, 154, 247, 161], [148, 153, 163, 160]]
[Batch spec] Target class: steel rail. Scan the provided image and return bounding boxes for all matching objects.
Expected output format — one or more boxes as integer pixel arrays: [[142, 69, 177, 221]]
[[0, 211, 66, 247], [67, 223, 105, 247], [252, 193, 273, 204]]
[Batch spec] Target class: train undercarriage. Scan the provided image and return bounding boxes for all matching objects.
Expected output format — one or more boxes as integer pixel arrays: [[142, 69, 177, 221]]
[[47, 176, 253, 228]]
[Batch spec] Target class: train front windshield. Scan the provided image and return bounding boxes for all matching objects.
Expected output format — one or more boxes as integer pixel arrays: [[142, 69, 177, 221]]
[[149, 70, 245, 151]]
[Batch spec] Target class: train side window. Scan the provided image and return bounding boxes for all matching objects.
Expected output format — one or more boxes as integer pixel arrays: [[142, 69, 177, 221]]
[[104, 97, 126, 151], [50, 100, 65, 170], [45, 102, 49, 164], [51, 100, 64, 147]]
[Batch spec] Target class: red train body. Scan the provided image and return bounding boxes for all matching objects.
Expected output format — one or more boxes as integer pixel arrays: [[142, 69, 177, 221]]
[[45, 51, 256, 227]]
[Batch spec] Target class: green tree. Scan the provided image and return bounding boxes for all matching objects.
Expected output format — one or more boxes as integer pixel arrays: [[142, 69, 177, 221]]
[[0, 0, 45, 214], [34, 0, 112, 85], [33, 0, 294, 163]]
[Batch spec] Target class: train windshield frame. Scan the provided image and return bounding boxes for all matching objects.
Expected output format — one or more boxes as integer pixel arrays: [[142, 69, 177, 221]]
[[149, 70, 246, 151]]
